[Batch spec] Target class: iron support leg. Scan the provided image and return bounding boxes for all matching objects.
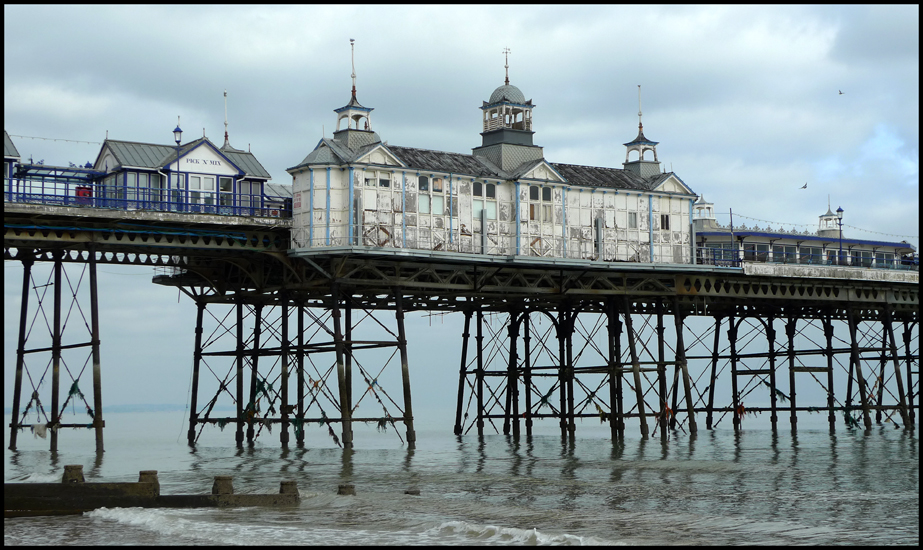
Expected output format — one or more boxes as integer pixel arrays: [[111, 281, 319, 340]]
[[656, 301, 667, 440], [883, 307, 910, 426], [505, 314, 521, 437], [188, 300, 205, 446], [246, 303, 263, 445], [524, 313, 533, 437], [565, 311, 576, 438], [476, 309, 485, 436], [606, 297, 620, 440], [673, 297, 696, 434], [729, 316, 740, 433], [767, 315, 778, 431], [297, 303, 306, 446], [454, 308, 473, 435], [624, 297, 649, 439], [706, 316, 722, 430], [395, 291, 416, 447], [847, 306, 873, 429], [877, 319, 887, 424], [281, 292, 290, 447], [9, 255, 33, 451], [50, 250, 62, 452], [332, 286, 353, 448], [824, 315, 836, 430], [235, 298, 245, 447], [787, 316, 797, 431], [88, 244, 104, 452], [903, 322, 917, 427]]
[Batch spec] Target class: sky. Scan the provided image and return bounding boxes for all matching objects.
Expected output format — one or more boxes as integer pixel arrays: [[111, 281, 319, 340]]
[[3, 6, 919, 434]]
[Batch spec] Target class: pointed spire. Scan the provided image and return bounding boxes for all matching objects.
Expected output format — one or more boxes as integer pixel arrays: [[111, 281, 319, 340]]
[[503, 47, 511, 85], [350, 38, 357, 99], [223, 89, 229, 148], [637, 84, 643, 132]]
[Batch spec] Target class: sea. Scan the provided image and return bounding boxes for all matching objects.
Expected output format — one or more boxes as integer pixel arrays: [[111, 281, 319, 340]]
[[3, 409, 919, 546]]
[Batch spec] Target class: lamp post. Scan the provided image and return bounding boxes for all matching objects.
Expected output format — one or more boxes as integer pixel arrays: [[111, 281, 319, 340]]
[[173, 117, 182, 211], [836, 206, 844, 266]]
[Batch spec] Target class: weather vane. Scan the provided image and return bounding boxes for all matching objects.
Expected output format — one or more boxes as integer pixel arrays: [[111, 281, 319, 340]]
[[638, 85, 643, 129], [350, 38, 357, 98]]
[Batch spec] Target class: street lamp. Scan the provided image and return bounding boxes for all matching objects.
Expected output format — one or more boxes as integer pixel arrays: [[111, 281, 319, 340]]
[[173, 117, 182, 211], [836, 206, 844, 265]]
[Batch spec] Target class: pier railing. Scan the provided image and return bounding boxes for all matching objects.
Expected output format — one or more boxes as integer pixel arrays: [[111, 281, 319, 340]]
[[4, 176, 291, 219]]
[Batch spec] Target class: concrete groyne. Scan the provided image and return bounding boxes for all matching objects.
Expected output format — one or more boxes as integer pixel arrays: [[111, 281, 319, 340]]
[[5, 465, 299, 517]]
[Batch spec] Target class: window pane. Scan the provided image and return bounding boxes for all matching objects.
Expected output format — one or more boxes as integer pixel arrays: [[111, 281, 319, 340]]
[[542, 186, 551, 202], [220, 177, 232, 192], [420, 194, 431, 214], [432, 195, 444, 215], [419, 176, 428, 191], [628, 212, 638, 229], [530, 186, 539, 201], [364, 176, 375, 187], [379, 174, 390, 188], [473, 182, 482, 196], [432, 178, 443, 192], [486, 201, 497, 220], [486, 183, 496, 199], [473, 199, 484, 218], [203, 177, 215, 191], [138, 173, 149, 188], [190, 176, 201, 190]]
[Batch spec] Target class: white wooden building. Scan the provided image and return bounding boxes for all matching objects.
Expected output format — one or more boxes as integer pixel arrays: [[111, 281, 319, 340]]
[[288, 62, 698, 263]]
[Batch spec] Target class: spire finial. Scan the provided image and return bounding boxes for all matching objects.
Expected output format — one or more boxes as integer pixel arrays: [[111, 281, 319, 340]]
[[638, 85, 643, 131], [503, 47, 511, 86], [350, 38, 357, 99], [223, 90, 229, 146]]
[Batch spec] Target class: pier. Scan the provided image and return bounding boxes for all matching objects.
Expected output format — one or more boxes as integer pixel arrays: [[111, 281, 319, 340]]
[[4, 194, 918, 451]]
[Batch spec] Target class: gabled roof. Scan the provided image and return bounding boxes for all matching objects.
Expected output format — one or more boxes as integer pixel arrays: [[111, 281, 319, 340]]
[[288, 138, 354, 171], [651, 172, 695, 195], [220, 148, 271, 179], [4, 130, 20, 159], [549, 162, 653, 191], [288, 139, 692, 193], [94, 137, 269, 179], [97, 139, 177, 169]]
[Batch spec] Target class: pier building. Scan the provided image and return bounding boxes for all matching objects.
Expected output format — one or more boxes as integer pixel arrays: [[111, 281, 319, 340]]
[[288, 57, 697, 264]]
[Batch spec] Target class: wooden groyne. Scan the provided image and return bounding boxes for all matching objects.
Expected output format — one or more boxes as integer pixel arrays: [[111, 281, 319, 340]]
[[4, 465, 299, 517]]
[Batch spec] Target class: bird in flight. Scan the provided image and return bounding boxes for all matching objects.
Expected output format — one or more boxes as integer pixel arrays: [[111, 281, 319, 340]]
[[800, 183, 807, 189], [839, 90, 844, 95]]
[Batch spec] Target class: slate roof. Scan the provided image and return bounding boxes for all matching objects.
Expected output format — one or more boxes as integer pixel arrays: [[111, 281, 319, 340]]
[[97, 137, 270, 179], [4, 130, 20, 159], [220, 148, 271, 179], [288, 138, 688, 193], [388, 146, 496, 178], [549, 162, 653, 191], [264, 182, 293, 198]]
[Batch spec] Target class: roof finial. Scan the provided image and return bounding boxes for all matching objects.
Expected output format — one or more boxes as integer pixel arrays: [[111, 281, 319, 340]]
[[223, 89, 229, 147], [350, 38, 357, 99], [503, 47, 511, 86], [638, 84, 643, 131]]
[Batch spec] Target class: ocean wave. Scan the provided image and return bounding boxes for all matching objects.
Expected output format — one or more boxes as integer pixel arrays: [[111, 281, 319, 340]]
[[426, 520, 623, 545]]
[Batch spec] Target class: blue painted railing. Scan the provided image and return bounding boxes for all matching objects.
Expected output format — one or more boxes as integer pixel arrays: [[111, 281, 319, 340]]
[[4, 177, 291, 219]]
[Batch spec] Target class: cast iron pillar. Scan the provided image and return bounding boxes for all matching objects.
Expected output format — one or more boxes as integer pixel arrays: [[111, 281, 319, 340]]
[[9, 254, 34, 451]]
